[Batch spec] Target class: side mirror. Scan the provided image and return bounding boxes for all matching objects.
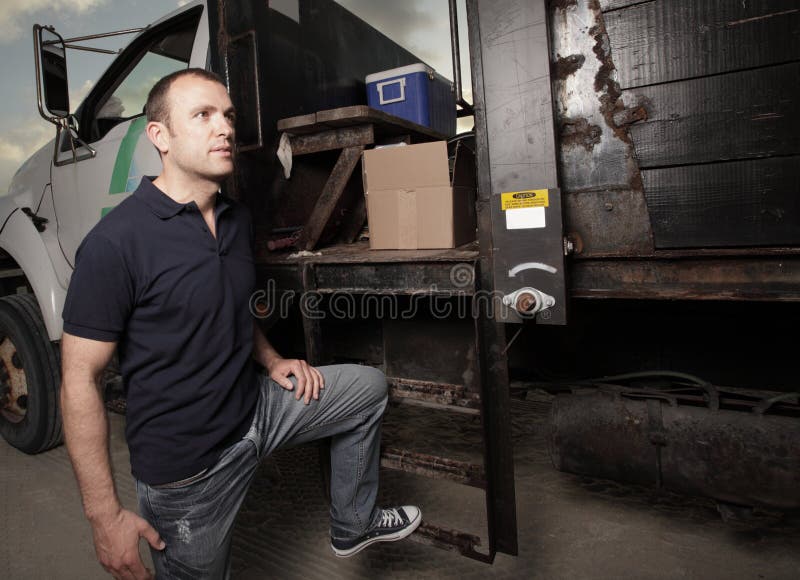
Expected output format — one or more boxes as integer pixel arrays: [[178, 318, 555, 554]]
[[34, 25, 70, 122]]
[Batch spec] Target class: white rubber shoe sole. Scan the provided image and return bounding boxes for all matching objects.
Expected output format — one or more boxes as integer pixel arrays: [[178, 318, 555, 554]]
[[331, 506, 422, 558]]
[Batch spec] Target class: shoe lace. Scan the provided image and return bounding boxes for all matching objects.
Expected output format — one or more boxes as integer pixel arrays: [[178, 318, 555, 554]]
[[378, 508, 402, 528]]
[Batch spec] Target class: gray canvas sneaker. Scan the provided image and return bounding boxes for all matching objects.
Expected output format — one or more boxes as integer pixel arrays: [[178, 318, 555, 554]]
[[331, 506, 422, 557]]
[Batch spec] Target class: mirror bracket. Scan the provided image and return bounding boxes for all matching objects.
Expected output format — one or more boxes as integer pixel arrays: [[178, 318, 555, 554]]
[[53, 119, 97, 167]]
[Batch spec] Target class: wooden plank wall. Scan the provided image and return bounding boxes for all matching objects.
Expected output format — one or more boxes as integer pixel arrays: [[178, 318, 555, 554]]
[[601, 0, 800, 249]]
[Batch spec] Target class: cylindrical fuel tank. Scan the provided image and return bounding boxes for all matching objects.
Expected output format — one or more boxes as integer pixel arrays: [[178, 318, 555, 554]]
[[549, 389, 800, 509]]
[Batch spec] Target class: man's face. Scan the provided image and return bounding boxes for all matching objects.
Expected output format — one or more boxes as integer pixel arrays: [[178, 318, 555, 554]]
[[161, 75, 236, 182]]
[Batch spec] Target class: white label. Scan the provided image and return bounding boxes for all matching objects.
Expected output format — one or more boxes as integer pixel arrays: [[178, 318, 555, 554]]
[[505, 207, 545, 229]]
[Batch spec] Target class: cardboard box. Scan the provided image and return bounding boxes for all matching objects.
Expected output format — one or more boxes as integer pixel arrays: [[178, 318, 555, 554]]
[[362, 141, 476, 249]]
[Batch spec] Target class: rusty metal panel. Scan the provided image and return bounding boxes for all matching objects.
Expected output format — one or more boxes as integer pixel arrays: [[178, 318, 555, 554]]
[[550, 0, 654, 256], [564, 190, 653, 257], [550, 387, 800, 509], [550, 0, 645, 194], [387, 377, 481, 415], [380, 447, 486, 489], [569, 256, 800, 301]]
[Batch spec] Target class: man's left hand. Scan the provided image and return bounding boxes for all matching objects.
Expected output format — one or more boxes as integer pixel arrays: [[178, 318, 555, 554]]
[[268, 358, 325, 404]]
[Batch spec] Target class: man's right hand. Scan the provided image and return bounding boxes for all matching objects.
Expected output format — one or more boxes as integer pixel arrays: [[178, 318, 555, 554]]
[[90, 508, 165, 579]]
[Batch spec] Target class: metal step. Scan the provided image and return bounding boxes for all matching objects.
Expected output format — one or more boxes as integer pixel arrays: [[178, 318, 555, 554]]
[[387, 376, 481, 415], [410, 521, 491, 563], [380, 446, 486, 489]]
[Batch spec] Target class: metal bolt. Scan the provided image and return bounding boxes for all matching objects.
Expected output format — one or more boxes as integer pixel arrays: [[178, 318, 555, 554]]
[[604, 202, 613, 211], [516, 292, 537, 313]]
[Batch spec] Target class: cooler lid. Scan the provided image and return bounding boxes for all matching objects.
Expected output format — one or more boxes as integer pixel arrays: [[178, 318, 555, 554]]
[[366, 63, 432, 84]]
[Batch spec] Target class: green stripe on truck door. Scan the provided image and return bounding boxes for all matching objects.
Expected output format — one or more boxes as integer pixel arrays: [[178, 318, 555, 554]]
[[109, 116, 148, 194]]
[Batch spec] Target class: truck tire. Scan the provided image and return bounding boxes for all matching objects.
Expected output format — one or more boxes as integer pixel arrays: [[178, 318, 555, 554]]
[[0, 293, 62, 454]]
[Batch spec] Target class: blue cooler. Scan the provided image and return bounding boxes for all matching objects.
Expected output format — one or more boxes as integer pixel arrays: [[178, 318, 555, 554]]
[[366, 63, 456, 137]]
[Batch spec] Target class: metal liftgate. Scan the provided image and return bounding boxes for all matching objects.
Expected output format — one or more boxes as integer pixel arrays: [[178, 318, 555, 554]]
[[299, 256, 514, 563], [208, 0, 567, 563]]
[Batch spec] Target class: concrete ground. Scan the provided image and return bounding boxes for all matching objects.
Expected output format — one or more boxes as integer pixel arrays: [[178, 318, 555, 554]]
[[2, 396, 799, 579]]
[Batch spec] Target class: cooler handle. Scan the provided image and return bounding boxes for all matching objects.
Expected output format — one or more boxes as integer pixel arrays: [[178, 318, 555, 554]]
[[377, 78, 406, 105]]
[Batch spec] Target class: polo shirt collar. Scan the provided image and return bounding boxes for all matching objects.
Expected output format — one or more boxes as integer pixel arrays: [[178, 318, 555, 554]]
[[135, 176, 230, 219]]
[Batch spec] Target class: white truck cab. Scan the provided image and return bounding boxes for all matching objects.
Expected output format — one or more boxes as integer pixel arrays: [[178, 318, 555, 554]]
[[0, 1, 210, 453]]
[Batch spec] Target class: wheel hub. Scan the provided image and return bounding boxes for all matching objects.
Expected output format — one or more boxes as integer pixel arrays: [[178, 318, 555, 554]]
[[0, 335, 28, 423]]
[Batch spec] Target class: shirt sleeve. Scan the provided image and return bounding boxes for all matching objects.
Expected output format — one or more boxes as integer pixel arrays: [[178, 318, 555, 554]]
[[62, 233, 135, 342]]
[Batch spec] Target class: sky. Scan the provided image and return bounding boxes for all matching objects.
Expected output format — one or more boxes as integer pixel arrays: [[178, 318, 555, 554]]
[[0, 0, 471, 193]]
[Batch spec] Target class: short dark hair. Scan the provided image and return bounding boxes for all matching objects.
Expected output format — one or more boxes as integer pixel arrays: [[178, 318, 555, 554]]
[[145, 68, 226, 128]]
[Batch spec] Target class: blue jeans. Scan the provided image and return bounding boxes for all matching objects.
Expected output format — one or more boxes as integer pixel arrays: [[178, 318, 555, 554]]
[[136, 364, 388, 579]]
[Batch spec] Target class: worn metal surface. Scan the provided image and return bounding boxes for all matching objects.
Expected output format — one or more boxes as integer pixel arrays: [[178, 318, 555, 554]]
[[569, 255, 800, 301], [469, 0, 520, 557], [550, 0, 653, 256], [387, 377, 481, 415], [384, 318, 478, 389], [256, 240, 479, 265], [475, 0, 558, 192], [381, 447, 486, 489], [409, 522, 489, 563], [564, 189, 654, 257], [550, 386, 800, 509], [313, 263, 477, 295], [472, 0, 567, 326]]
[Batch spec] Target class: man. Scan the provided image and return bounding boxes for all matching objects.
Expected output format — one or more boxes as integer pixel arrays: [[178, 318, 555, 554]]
[[60, 68, 420, 580]]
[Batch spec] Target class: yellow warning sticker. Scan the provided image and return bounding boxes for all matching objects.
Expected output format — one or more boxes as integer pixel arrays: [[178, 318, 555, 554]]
[[501, 189, 549, 210]]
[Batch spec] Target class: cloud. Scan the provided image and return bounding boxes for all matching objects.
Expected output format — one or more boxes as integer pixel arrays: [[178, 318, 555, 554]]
[[337, 0, 443, 67], [0, 118, 55, 194], [335, 0, 472, 95], [70, 79, 95, 109], [0, 0, 108, 43]]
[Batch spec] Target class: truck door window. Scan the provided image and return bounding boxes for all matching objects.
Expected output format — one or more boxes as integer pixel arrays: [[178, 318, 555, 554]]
[[86, 12, 201, 143]]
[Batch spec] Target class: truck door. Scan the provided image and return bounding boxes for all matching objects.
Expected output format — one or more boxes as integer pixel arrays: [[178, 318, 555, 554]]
[[50, 4, 207, 265]]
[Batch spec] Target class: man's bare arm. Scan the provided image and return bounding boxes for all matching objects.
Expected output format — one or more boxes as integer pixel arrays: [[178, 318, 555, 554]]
[[61, 332, 163, 579], [252, 322, 324, 404]]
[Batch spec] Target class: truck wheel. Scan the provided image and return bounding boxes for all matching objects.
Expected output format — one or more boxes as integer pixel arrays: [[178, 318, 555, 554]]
[[0, 293, 62, 454]]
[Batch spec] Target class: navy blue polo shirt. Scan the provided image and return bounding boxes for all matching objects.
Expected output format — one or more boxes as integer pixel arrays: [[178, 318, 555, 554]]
[[63, 177, 258, 485]]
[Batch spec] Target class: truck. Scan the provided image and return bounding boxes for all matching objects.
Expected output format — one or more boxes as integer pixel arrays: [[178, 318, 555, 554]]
[[2, 0, 798, 564]]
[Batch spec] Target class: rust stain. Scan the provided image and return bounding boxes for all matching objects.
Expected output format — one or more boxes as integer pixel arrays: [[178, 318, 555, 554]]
[[587, 0, 645, 192], [381, 446, 486, 488], [387, 376, 481, 409], [727, 9, 799, 27], [553, 54, 586, 80], [560, 117, 602, 152], [550, 0, 578, 10], [613, 106, 648, 127]]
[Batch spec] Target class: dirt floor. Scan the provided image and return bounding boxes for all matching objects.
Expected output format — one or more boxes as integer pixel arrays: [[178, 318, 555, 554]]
[[2, 395, 799, 579]]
